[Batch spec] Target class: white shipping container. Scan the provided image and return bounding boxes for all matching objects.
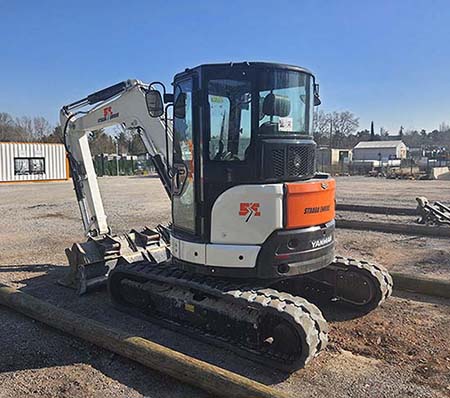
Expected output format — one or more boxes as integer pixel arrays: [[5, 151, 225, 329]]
[[0, 142, 68, 183]]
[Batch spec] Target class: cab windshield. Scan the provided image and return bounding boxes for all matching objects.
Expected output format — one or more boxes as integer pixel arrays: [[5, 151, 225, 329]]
[[258, 69, 313, 136], [206, 67, 314, 162]]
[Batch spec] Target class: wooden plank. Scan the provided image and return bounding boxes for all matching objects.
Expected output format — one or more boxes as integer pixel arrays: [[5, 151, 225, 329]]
[[336, 203, 417, 216], [336, 219, 450, 238], [0, 284, 290, 398], [391, 272, 450, 299]]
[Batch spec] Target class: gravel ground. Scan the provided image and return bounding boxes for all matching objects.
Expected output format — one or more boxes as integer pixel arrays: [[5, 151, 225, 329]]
[[0, 176, 449, 397], [336, 176, 450, 207], [334, 176, 450, 280]]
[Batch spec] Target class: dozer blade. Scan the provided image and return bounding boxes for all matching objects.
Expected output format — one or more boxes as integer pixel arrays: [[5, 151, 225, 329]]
[[59, 227, 169, 295]]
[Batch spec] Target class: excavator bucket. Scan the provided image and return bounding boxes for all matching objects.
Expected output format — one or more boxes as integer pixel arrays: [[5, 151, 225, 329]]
[[59, 226, 169, 295]]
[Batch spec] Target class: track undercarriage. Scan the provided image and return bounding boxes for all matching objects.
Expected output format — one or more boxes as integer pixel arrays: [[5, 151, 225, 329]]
[[61, 227, 392, 372], [104, 236, 392, 372]]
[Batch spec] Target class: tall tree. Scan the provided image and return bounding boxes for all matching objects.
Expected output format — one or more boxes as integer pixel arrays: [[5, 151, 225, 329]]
[[0, 112, 19, 141], [129, 131, 147, 154], [14, 116, 33, 141], [313, 110, 359, 148], [88, 129, 115, 155], [44, 125, 63, 143], [32, 116, 52, 141], [380, 127, 389, 137]]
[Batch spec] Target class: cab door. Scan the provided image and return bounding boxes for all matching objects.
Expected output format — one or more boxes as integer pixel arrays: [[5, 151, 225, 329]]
[[172, 77, 197, 234]]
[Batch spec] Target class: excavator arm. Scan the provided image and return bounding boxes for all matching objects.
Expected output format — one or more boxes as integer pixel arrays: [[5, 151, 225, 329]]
[[59, 79, 172, 293], [60, 79, 172, 238]]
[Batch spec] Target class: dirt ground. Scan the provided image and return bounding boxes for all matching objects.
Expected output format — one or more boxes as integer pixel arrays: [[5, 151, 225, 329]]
[[335, 176, 450, 280], [0, 176, 449, 398], [336, 176, 450, 207]]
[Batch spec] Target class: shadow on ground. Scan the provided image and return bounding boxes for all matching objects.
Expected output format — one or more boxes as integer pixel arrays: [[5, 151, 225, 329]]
[[0, 304, 209, 398], [2, 264, 292, 385]]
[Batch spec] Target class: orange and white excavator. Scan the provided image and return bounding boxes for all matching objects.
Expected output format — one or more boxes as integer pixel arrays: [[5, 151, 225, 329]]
[[60, 62, 392, 371]]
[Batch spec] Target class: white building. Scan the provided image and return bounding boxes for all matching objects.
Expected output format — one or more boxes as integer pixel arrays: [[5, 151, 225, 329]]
[[353, 140, 407, 161], [0, 142, 69, 183], [316, 148, 352, 167]]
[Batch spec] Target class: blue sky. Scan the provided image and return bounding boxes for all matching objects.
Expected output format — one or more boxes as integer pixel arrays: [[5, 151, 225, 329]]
[[0, 0, 449, 133]]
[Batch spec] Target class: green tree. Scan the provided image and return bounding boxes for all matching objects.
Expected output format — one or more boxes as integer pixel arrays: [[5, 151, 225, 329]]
[[89, 129, 115, 155], [129, 132, 147, 154]]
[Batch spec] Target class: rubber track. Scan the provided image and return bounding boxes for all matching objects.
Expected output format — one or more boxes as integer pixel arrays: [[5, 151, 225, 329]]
[[330, 256, 394, 306], [109, 261, 328, 371]]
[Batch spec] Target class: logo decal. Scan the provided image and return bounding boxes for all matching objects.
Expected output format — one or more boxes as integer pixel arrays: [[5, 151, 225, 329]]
[[103, 107, 113, 118], [311, 235, 332, 249], [304, 205, 331, 214], [239, 202, 261, 222], [321, 182, 328, 190], [97, 106, 119, 123]]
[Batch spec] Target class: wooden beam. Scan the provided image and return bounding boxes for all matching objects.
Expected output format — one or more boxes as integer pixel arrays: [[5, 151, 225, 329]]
[[391, 272, 450, 299], [336, 203, 417, 216], [0, 283, 290, 398]]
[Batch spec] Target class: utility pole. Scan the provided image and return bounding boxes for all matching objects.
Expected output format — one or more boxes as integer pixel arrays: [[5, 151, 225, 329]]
[[329, 117, 333, 149], [115, 137, 120, 176], [329, 116, 333, 175]]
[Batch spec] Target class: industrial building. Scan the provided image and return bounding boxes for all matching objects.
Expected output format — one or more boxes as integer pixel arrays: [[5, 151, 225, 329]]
[[0, 142, 68, 183], [316, 147, 352, 168], [353, 140, 407, 161]]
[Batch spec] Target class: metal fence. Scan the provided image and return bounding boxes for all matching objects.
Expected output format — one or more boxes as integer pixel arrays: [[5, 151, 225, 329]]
[[93, 155, 155, 176]]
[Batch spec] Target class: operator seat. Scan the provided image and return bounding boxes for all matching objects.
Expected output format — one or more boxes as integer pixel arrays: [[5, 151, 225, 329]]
[[259, 93, 291, 135]]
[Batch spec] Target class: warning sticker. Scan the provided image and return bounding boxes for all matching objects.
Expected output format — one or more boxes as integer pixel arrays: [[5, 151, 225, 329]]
[[210, 95, 224, 103], [279, 117, 293, 132]]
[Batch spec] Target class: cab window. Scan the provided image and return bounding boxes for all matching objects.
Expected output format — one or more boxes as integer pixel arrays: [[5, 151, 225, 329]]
[[208, 79, 251, 161]]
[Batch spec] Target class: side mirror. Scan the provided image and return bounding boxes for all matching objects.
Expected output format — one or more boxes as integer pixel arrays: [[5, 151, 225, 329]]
[[174, 93, 186, 119], [314, 83, 321, 106], [145, 89, 164, 117]]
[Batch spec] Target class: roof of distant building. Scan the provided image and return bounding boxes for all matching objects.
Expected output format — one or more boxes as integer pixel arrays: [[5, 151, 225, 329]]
[[354, 140, 406, 149]]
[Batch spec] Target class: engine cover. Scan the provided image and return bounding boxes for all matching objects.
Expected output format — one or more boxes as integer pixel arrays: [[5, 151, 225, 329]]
[[210, 184, 284, 245]]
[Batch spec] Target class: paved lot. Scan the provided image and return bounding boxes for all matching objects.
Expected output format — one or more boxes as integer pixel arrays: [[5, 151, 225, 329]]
[[0, 176, 449, 397]]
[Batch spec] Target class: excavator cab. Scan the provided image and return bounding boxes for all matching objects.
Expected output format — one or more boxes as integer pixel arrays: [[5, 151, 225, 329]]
[[147, 63, 335, 279]]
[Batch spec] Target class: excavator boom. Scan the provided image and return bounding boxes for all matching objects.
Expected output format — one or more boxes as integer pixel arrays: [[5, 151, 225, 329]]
[[60, 79, 171, 237], [59, 79, 173, 293]]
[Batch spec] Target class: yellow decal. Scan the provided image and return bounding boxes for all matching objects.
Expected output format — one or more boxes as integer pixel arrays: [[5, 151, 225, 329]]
[[210, 95, 224, 103], [185, 303, 195, 313]]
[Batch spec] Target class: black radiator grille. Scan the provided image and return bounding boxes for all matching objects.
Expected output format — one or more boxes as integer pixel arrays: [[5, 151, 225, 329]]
[[266, 143, 315, 179], [272, 149, 285, 177], [287, 145, 315, 177]]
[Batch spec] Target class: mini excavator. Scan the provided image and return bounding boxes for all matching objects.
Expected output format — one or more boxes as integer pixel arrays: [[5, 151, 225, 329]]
[[60, 62, 392, 371]]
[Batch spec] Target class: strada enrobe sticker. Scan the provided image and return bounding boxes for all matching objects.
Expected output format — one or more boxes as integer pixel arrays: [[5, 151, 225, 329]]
[[97, 106, 119, 123]]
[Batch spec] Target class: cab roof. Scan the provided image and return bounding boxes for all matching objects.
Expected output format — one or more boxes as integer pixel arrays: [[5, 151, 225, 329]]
[[174, 61, 315, 81]]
